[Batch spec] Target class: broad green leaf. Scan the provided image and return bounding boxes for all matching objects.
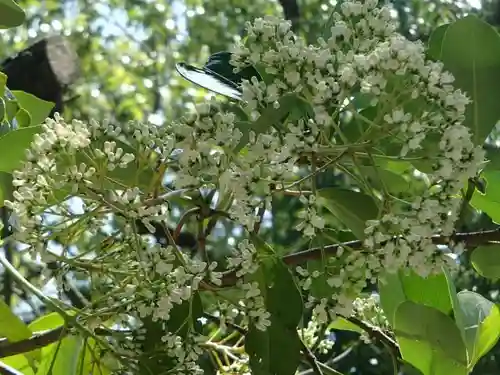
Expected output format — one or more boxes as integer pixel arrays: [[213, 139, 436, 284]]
[[359, 165, 410, 194], [0, 361, 23, 375], [28, 312, 65, 331], [0, 299, 32, 342], [318, 188, 379, 239], [427, 24, 450, 61], [379, 269, 453, 327], [0, 125, 42, 173], [0, 98, 5, 126], [471, 302, 500, 368], [14, 108, 31, 128], [11, 91, 54, 126], [327, 318, 363, 334], [456, 291, 500, 368], [0, 171, 12, 206], [0, 0, 25, 29], [379, 272, 407, 327], [431, 15, 500, 145], [76, 338, 111, 375], [471, 245, 500, 280], [35, 335, 83, 375], [0, 73, 6, 97], [1, 355, 34, 375], [471, 170, 500, 223], [246, 257, 303, 375], [394, 301, 468, 375]]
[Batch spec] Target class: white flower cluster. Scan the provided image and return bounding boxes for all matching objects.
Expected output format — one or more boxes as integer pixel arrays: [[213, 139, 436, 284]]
[[3, 0, 487, 371], [229, 0, 484, 315]]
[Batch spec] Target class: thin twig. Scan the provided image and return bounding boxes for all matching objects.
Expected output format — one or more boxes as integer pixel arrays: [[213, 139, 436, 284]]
[[345, 316, 399, 358], [299, 336, 324, 375]]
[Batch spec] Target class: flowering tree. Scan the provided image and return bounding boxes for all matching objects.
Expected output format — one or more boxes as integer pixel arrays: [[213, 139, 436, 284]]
[[3, 0, 500, 375]]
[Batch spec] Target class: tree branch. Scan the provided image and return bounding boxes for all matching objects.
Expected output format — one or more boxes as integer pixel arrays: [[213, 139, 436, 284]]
[[0, 327, 65, 358], [220, 227, 500, 286]]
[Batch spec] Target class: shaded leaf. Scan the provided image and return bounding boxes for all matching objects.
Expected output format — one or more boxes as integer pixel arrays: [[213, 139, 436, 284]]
[[430, 15, 500, 144], [0, 0, 25, 29], [11, 90, 54, 126], [471, 245, 500, 280], [246, 255, 303, 375], [318, 188, 379, 239], [427, 24, 450, 61]]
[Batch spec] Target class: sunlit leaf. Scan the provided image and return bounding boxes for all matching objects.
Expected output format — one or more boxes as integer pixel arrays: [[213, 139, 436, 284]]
[[11, 90, 54, 126], [394, 301, 468, 375]]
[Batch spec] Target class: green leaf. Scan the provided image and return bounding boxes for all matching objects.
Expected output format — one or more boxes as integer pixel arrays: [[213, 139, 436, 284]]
[[379, 269, 453, 327], [246, 258, 303, 375], [456, 291, 500, 368], [429, 15, 500, 145], [471, 245, 500, 280], [327, 318, 364, 334], [0, 0, 25, 29], [0, 125, 42, 173], [0, 73, 6, 97], [394, 301, 468, 375], [35, 335, 83, 375], [471, 170, 500, 223], [28, 312, 65, 331], [11, 91, 54, 126], [14, 108, 31, 128], [318, 188, 379, 239], [427, 24, 450, 61], [0, 171, 12, 206], [76, 338, 111, 375], [1, 355, 35, 375], [0, 361, 24, 375], [0, 299, 32, 342], [358, 165, 410, 194]]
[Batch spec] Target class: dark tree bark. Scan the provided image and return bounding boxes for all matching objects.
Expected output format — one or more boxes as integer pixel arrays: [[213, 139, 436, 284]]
[[0, 35, 79, 117]]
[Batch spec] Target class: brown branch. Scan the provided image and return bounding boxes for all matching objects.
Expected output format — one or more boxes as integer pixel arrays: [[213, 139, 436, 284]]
[[0, 327, 65, 358], [220, 227, 500, 286], [0, 325, 115, 359]]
